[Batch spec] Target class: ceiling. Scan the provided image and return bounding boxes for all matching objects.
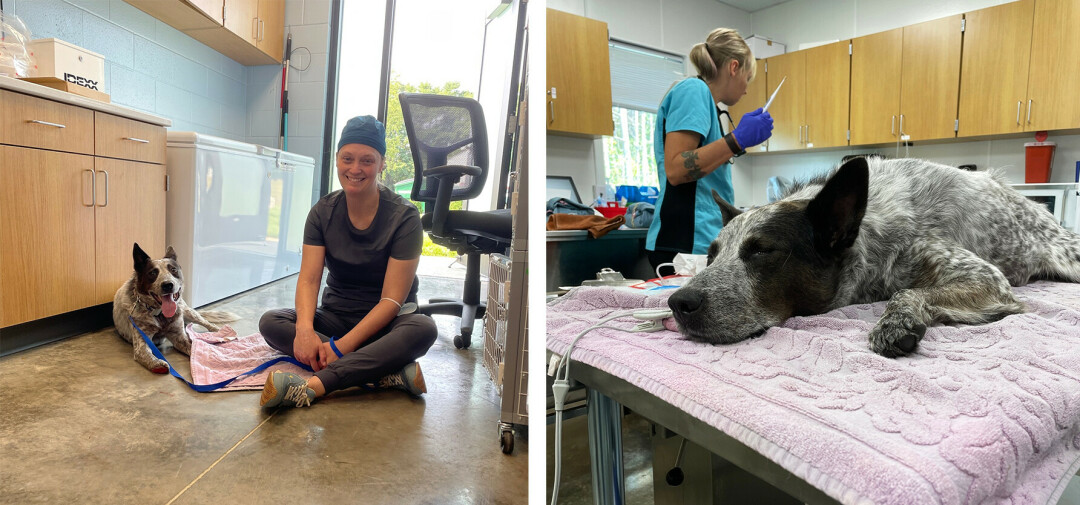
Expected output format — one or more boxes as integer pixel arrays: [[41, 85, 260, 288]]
[[716, 0, 791, 14]]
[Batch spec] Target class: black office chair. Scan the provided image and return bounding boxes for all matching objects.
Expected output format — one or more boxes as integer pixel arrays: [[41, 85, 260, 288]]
[[399, 93, 513, 349]]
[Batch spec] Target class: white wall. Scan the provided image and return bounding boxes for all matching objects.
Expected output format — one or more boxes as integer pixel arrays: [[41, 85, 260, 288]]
[[742, 0, 1080, 207], [545, 0, 752, 204]]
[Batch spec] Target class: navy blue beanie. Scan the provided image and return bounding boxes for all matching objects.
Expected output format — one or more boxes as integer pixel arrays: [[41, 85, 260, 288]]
[[337, 115, 386, 156]]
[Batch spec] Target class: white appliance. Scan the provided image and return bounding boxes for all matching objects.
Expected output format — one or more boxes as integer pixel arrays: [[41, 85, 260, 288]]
[[166, 132, 315, 307], [1012, 182, 1080, 233]]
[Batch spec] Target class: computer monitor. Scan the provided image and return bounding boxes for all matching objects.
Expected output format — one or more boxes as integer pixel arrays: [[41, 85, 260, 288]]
[[547, 175, 582, 204]]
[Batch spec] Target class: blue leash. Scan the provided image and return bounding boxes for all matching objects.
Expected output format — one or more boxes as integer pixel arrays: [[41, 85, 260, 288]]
[[129, 316, 312, 392]]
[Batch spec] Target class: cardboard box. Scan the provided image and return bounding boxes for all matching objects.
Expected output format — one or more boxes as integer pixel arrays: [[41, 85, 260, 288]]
[[27, 38, 105, 92]]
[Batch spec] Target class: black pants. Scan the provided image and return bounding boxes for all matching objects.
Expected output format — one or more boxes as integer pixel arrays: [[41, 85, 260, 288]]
[[259, 307, 438, 393]]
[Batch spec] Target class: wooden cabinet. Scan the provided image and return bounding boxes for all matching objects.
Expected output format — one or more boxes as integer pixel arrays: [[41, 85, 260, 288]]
[[851, 28, 902, 145], [1026, 0, 1080, 131], [546, 9, 613, 137], [0, 91, 166, 327], [763, 51, 805, 151], [726, 62, 767, 153], [958, 0, 1034, 137], [761, 40, 849, 152], [125, 0, 282, 65], [93, 158, 166, 303], [900, 15, 962, 141], [804, 41, 850, 149], [0, 147, 99, 325], [255, 0, 285, 64]]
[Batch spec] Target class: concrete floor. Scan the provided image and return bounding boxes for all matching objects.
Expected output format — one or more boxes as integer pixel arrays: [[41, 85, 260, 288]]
[[0, 257, 528, 504], [546, 410, 654, 505]]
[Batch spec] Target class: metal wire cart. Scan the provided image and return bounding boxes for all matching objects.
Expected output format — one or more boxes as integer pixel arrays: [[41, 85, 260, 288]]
[[482, 251, 528, 454]]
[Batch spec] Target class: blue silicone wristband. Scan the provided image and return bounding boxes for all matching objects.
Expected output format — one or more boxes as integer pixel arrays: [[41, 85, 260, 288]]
[[328, 337, 344, 358]]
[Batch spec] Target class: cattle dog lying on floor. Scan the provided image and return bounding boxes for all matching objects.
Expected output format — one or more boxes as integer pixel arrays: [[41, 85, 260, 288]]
[[113, 243, 237, 373], [668, 156, 1080, 357]]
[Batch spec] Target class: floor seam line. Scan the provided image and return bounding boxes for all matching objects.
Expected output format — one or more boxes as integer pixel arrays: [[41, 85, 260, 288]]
[[164, 411, 277, 505]]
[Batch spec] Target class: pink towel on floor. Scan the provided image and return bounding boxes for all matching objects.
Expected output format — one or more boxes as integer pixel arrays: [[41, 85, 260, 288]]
[[546, 282, 1080, 505], [187, 325, 312, 391]]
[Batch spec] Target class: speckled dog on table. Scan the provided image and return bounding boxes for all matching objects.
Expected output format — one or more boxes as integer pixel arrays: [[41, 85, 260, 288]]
[[668, 156, 1080, 357]]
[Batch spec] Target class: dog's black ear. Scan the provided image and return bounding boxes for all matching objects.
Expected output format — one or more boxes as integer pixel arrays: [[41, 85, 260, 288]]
[[712, 190, 742, 226], [164, 246, 177, 261], [133, 242, 150, 271], [806, 157, 869, 256]]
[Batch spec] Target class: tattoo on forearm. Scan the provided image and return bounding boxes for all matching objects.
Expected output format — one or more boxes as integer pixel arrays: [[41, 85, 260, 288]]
[[681, 151, 704, 181]]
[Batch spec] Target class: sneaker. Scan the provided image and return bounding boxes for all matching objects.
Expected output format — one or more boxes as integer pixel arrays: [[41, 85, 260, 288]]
[[260, 371, 315, 408], [377, 362, 427, 396]]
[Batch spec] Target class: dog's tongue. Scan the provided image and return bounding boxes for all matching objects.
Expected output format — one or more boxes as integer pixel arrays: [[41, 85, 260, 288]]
[[161, 295, 177, 318]]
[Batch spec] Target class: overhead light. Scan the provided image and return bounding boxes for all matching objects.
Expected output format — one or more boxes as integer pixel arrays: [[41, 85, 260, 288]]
[[487, 0, 513, 20]]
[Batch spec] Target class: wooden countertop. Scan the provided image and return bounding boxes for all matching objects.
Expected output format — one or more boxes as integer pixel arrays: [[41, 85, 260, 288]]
[[0, 76, 171, 127]]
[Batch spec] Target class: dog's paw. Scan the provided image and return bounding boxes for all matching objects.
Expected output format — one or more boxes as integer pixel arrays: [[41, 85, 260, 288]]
[[869, 310, 927, 358], [138, 356, 170, 374]]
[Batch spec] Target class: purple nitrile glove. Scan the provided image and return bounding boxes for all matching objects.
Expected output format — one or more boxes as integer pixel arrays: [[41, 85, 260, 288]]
[[731, 108, 774, 150]]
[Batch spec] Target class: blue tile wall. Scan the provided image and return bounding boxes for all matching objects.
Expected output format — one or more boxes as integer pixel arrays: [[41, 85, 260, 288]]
[[11, 0, 249, 140]]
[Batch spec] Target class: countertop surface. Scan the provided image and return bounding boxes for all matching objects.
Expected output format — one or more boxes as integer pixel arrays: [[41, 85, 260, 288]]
[[547, 227, 649, 242], [0, 76, 172, 127]]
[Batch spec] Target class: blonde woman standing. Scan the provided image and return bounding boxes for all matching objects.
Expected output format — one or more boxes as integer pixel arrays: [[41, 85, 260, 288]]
[[646, 28, 773, 272]]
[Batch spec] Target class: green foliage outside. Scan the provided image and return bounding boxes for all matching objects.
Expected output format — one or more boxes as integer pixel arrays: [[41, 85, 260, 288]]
[[382, 75, 474, 257], [603, 107, 659, 187]]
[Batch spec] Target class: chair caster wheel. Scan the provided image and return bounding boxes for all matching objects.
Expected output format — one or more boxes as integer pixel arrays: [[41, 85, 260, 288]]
[[454, 328, 473, 349], [500, 430, 514, 454]]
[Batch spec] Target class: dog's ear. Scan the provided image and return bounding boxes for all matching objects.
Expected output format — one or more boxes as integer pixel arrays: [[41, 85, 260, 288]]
[[133, 242, 151, 271], [712, 190, 742, 226], [164, 246, 177, 261], [806, 157, 869, 256]]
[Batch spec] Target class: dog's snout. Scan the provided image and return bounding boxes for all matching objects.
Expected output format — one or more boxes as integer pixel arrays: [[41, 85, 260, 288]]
[[161, 282, 175, 294], [669, 288, 704, 316]]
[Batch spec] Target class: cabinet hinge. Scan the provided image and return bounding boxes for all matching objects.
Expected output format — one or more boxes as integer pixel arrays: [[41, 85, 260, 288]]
[[954, 119, 959, 132], [848, 42, 852, 55], [165, 174, 170, 192], [961, 18, 965, 32], [765, 61, 768, 73]]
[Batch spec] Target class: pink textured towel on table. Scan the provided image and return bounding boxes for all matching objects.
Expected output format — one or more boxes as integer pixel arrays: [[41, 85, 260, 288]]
[[187, 325, 312, 391], [547, 282, 1080, 505]]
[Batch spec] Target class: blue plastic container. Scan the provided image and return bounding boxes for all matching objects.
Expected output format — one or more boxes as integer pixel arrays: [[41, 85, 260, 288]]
[[615, 185, 660, 205]]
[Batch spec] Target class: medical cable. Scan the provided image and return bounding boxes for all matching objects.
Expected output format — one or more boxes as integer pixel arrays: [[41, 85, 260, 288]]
[[549, 307, 673, 505], [666, 437, 688, 486]]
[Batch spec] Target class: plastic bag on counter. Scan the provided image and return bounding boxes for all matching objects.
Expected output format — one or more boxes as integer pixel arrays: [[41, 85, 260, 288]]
[[0, 11, 34, 78]]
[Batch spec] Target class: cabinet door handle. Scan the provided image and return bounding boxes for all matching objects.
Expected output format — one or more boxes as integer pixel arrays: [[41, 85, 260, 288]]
[[899, 114, 904, 136], [26, 119, 66, 129], [97, 170, 109, 207], [1027, 99, 1032, 124], [805, 124, 810, 144], [549, 101, 555, 123], [1016, 101, 1022, 125], [253, 17, 258, 39], [84, 169, 95, 207], [123, 137, 149, 144], [891, 115, 896, 135], [259, 19, 264, 41]]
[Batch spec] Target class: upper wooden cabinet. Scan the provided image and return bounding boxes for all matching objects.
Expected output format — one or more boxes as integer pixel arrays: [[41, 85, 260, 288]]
[[726, 61, 767, 153], [900, 15, 962, 141], [761, 40, 849, 152], [850, 28, 902, 145], [547, 9, 614, 138], [125, 0, 283, 65], [1026, 0, 1080, 131], [803, 41, 850, 149], [763, 51, 805, 152], [958, 0, 1034, 137]]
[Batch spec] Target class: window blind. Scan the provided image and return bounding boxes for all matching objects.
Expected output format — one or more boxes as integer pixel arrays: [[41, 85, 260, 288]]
[[608, 40, 686, 113]]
